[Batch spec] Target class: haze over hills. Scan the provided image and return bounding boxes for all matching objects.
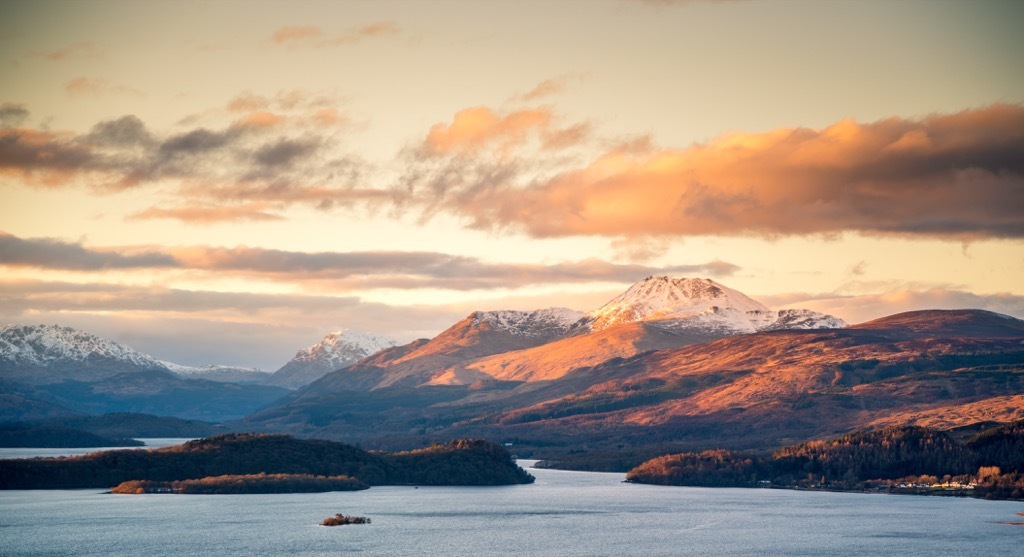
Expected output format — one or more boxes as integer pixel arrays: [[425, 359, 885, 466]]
[[0, 324, 169, 385], [0, 324, 288, 422], [159, 361, 272, 384]]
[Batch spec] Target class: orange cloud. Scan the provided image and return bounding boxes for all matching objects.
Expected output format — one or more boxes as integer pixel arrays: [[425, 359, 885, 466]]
[[424, 107, 550, 154], [311, 108, 346, 126], [270, 25, 323, 47], [414, 104, 1024, 239], [128, 204, 284, 224], [422, 106, 589, 156], [232, 111, 286, 128]]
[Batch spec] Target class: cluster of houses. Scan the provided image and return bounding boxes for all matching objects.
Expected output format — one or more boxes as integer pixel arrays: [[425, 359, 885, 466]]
[[894, 480, 977, 490]]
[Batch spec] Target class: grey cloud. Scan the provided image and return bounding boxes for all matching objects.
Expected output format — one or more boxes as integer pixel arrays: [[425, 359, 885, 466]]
[[187, 245, 738, 286], [0, 103, 29, 128], [159, 127, 240, 156], [84, 115, 156, 147], [0, 233, 738, 289], [253, 138, 319, 167], [0, 129, 97, 172], [0, 233, 178, 270], [0, 103, 374, 212]]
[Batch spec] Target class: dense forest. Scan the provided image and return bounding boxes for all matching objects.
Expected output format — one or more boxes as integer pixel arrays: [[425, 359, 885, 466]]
[[0, 433, 534, 489], [111, 473, 368, 494], [0, 423, 143, 448], [625, 422, 1024, 500]]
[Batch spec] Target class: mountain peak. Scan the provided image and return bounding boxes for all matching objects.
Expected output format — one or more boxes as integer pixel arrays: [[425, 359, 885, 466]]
[[264, 329, 399, 389], [586, 276, 846, 334], [588, 277, 774, 332], [288, 329, 399, 368], [0, 323, 165, 371]]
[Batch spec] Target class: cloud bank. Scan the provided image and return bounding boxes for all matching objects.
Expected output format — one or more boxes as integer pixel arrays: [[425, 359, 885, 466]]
[[0, 98, 371, 220], [0, 232, 738, 289], [402, 104, 1024, 240], [2, 99, 1021, 239]]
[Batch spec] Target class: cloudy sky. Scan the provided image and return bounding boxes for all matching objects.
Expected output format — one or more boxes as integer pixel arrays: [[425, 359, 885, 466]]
[[2, 0, 1022, 369]]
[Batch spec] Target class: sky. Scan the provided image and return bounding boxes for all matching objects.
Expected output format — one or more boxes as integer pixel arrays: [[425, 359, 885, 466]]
[[1, 0, 1022, 370]]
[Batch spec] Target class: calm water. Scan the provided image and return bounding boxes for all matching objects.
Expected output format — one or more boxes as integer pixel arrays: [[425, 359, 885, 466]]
[[0, 438, 196, 460], [0, 461, 1021, 556]]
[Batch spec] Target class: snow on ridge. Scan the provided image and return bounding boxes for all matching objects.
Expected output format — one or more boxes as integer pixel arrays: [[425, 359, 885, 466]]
[[473, 308, 586, 336], [0, 323, 165, 369], [769, 309, 848, 330], [290, 329, 399, 366], [159, 360, 270, 375]]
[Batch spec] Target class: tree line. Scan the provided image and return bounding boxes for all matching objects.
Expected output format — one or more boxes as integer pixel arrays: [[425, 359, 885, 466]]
[[0, 433, 534, 489], [111, 473, 368, 494], [625, 422, 1024, 500]]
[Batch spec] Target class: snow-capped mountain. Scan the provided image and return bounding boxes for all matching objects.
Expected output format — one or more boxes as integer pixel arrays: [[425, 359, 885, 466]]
[[0, 324, 169, 385], [764, 308, 848, 331], [159, 361, 272, 384], [471, 308, 586, 338], [586, 277, 846, 333], [265, 330, 399, 389]]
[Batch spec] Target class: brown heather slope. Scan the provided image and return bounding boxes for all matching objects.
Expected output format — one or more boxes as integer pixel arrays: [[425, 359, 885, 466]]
[[446, 310, 1024, 453], [850, 309, 1024, 338], [308, 311, 585, 392], [453, 321, 721, 383], [241, 310, 1024, 464]]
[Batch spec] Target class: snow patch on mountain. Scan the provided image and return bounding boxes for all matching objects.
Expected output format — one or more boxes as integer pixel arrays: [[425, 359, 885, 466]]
[[0, 324, 166, 370], [472, 308, 586, 337], [765, 309, 848, 330]]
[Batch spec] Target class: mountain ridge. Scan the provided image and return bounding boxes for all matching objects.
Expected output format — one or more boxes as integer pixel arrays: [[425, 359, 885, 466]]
[[242, 308, 1024, 464], [294, 276, 846, 392]]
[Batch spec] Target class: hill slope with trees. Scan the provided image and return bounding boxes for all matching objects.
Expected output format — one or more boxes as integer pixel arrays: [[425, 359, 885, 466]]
[[0, 433, 533, 489]]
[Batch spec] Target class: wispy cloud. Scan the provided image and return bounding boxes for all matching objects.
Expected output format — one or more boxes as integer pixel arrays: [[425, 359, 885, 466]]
[[769, 288, 1024, 325], [43, 41, 103, 61], [513, 75, 586, 103], [399, 104, 1024, 240], [127, 204, 286, 224], [269, 21, 399, 49], [626, 0, 747, 7], [64, 77, 144, 98]]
